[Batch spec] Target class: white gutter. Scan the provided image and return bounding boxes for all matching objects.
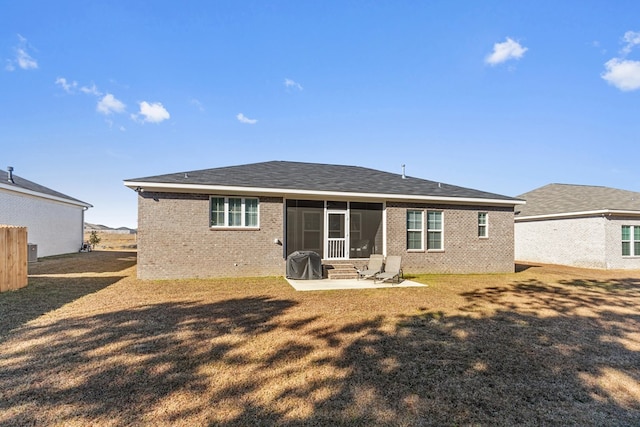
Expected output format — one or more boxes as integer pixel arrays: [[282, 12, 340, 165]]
[[124, 181, 524, 207], [0, 182, 92, 209], [515, 209, 640, 222]]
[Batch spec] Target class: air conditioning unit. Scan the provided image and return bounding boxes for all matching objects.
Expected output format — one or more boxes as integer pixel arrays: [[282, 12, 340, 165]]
[[27, 243, 38, 263]]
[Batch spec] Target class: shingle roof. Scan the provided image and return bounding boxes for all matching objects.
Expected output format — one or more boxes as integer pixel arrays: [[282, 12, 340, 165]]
[[516, 183, 640, 217], [0, 170, 91, 207], [126, 160, 519, 202]]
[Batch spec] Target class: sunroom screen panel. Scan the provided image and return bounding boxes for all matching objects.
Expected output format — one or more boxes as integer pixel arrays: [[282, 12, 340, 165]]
[[285, 200, 324, 257], [350, 202, 383, 258]]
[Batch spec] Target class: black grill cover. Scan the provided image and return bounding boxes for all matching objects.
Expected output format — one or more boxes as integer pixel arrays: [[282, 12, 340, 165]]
[[286, 251, 322, 279]]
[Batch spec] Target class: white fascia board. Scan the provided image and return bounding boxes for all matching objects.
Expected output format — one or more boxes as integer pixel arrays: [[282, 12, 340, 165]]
[[124, 181, 524, 207], [0, 183, 92, 209], [515, 209, 640, 222]]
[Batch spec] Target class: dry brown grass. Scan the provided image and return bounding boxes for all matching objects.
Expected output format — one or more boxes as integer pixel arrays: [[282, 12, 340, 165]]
[[1, 253, 639, 426], [83, 232, 137, 251]]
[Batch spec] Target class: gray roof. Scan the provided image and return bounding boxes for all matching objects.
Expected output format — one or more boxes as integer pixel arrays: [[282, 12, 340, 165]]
[[126, 160, 519, 202], [516, 183, 640, 217], [0, 169, 91, 207]]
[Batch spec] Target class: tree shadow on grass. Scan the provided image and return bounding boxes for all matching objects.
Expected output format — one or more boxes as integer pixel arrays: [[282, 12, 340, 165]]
[[1, 251, 137, 343], [288, 278, 640, 426], [0, 296, 298, 426], [0, 276, 124, 344], [289, 279, 639, 425], [313, 310, 639, 425], [1, 278, 639, 425], [561, 277, 640, 292]]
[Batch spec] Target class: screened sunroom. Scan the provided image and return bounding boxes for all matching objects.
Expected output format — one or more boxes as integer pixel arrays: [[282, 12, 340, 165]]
[[285, 200, 384, 260]]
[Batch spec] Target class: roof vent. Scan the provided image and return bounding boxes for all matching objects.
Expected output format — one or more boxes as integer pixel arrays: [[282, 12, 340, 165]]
[[401, 164, 406, 179], [7, 166, 14, 184]]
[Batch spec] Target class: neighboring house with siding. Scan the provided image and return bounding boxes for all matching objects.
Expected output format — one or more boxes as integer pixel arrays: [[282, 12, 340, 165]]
[[0, 167, 92, 258], [125, 161, 523, 280], [515, 183, 640, 269]]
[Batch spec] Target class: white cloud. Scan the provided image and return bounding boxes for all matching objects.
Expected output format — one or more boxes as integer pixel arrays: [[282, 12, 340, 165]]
[[284, 78, 303, 90], [134, 101, 170, 123], [80, 84, 101, 96], [55, 75, 173, 124], [55, 78, 103, 96], [97, 93, 126, 115], [190, 98, 204, 111], [236, 113, 257, 124], [55, 77, 78, 93], [602, 30, 640, 91], [601, 58, 640, 91], [6, 34, 38, 71], [621, 30, 640, 55], [106, 119, 126, 132], [16, 48, 38, 70], [485, 37, 528, 66]]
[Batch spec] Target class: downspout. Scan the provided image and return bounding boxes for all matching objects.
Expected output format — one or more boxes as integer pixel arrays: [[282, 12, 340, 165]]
[[82, 206, 89, 248]]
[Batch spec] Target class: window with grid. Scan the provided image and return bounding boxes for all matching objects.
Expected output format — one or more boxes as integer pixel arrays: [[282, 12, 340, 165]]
[[210, 197, 259, 228], [406, 210, 423, 250], [244, 198, 259, 227], [427, 211, 443, 250], [210, 197, 225, 226], [478, 212, 488, 238], [622, 225, 640, 256]]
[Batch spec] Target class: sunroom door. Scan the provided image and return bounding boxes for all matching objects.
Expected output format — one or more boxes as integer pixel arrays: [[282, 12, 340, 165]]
[[326, 212, 347, 259]]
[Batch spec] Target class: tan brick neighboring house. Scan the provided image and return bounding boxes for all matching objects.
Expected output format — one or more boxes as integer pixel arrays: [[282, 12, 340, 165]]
[[515, 183, 640, 269], [124, 161, 524, 280]]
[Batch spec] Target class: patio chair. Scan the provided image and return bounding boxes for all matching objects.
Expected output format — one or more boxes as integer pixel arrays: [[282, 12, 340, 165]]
[[357, 254, 384, 280], [374, 255, 403, 284]]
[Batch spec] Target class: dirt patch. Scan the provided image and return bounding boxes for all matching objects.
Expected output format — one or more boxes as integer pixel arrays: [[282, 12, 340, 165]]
[[1, 253, 639, 425]]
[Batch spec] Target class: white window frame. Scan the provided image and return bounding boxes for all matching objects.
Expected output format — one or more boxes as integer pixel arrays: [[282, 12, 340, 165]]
[[407, 210, 424, 251], [478, 212, 488, 238], [427, 210, 443, 251], [622, 225, 640, 257], [210, 196, 259, 228]]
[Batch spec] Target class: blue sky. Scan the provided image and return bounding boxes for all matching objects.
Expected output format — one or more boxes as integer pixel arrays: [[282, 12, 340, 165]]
[[2, 1, 640, 228]]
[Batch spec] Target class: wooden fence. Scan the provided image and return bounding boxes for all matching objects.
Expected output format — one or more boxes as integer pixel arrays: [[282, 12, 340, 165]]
[[0, 225, 28, 292]]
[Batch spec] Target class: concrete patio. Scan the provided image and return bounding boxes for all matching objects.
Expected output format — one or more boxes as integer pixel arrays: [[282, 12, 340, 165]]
[[286, 277, 427, 291]]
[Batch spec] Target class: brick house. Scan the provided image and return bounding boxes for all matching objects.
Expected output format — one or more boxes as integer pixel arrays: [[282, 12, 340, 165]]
[[0, 167, 92, 258], [124, 161, 523, 280], [515, 183, 640, 269]]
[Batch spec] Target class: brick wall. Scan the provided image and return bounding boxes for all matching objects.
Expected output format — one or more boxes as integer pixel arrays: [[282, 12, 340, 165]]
[[138, 192, 285, 279], [515, 215, 640, 270], [515, 216, 607, 268], [604, 216, 640, 269], [386, 202, 515, 274], [139, 193, 516, 279]]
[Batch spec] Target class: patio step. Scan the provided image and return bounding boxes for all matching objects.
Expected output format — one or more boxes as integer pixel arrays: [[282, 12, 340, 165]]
[[324, 263, 359, 280]]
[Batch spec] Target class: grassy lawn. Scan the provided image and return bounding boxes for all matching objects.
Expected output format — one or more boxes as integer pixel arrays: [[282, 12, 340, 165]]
[[1, 252, 639, 426]]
